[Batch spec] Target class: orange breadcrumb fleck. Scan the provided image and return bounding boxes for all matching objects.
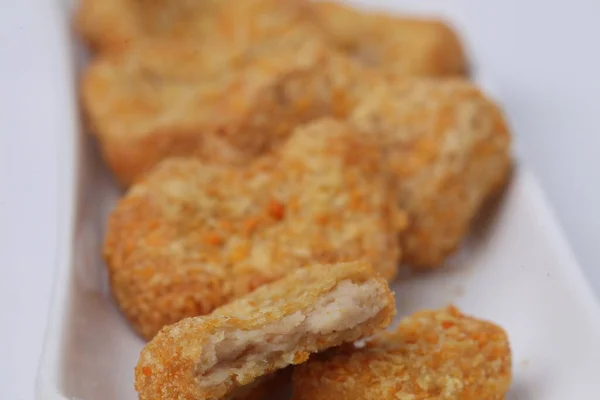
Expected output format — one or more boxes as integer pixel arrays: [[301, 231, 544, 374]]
[[267, 199, 286, 220], [314, 213, 329, 225], [441, 320, 455, 329], [203, 233, 224, 247]]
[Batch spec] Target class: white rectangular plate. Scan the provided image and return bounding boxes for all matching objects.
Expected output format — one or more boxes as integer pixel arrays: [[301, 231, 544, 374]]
[[37, 1, 600, 399]]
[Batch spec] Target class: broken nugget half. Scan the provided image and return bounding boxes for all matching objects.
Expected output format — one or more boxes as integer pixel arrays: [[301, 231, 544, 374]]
[[104, 119, 404, 340], [135, 261, 397, 400], [292, 306, 512, 400]]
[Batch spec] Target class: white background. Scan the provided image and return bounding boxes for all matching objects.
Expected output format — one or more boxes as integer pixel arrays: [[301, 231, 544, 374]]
[[1, 0, 599, 398]]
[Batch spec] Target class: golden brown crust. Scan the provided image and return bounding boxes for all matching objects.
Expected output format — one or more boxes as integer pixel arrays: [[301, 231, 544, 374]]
[[135, 261, 396, 400], [314, 2, 468, 76], [292, 306, 512, 400], [350, 77, 512, 268], [105, 119, 404, 339]]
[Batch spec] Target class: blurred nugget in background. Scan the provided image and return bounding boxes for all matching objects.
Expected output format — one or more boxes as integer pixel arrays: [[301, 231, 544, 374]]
[[80, 39, 366, 186], [314, 1, 468, 76], [77, 0, 467, 78]]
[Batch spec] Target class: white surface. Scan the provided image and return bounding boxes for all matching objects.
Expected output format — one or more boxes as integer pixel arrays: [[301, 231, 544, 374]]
[[1, 0, 600, 399], [37, 156, 600, 399]]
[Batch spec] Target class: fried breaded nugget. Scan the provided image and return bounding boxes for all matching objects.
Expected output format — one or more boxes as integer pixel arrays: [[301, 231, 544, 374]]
[[81, 38, 363, 186], [314, 1, 468, 76], [350, 77, 512, 268], [135, 261, 397, 400], [75, 0, 317, 54], [292, 306, 512, 400], [105, 119, 404, 339]]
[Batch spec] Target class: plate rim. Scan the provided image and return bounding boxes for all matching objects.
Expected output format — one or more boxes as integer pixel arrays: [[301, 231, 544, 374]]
[[34, 2, 600, 399]]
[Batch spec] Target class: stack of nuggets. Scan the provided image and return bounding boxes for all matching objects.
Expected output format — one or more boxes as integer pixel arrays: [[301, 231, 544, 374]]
[[88, 45, 510, 267], [76, 0, 515, 398]]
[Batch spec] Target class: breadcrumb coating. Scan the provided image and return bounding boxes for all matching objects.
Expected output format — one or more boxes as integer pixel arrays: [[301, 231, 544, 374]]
[[135, 261, 396, 400], [292, 306, 512, 400], [104, 119, 404, 339], [81, 37, 364, 186], [350, 77, 512, 268], [314, 1, 467, 76]]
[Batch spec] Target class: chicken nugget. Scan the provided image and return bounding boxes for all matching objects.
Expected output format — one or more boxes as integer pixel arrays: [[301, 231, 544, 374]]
[[292, 306, 512, 400], [81, 38, 364, 186], [105, 119, 404, 339], [75, 0, 318, 54], [350, 77, 512, 268], [135, 261, 397, 400], [315, 1, 467, 76]]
